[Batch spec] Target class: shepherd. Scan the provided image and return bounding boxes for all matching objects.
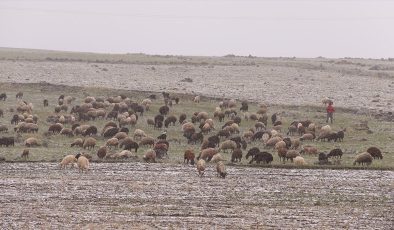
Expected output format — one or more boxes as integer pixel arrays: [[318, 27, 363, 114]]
[[326, 101, 335, 124]]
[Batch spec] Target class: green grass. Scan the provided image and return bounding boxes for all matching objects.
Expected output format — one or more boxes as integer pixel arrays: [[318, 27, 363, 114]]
[[0, 82, 393, 170]]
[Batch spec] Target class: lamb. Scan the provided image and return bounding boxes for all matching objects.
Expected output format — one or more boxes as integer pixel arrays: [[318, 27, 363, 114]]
[[231, 148, 242, 162], [25, 137, 40, 147], [184, 149, 195, 165], [285, 150, 300, 162], [193, 95, 200, 103], [71, 138, 84, 147], [196, 159, 206, 176], [366, 147, 383, 159], [197, 148, 218, 161], [327, 148, 343, 159], [82, 137, 96, 150], [143, 149, 156, 163], [60, 154, 77, 169], [21, 149, 29, 160], [294, 156, 306, 166], [106, 138, 119, 149], [97, 146, 107, 159], [219, 140, 237, 153], [216, 161, 227, 178], [353, 152, 373, 166], [75, 153, 89, 173], [133, 129, 147, 140]]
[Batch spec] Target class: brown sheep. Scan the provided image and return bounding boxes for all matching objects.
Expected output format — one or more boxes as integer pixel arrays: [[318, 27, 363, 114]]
[[184, 149, 195, 165], [286, 150, 300, 162], [300, 146, 318, 155], [60, 154, 77, 169], [75, 153, 89, 173], [294, 156, 306, 166], [216, 161, 227, 178], [143, 149, 156, 163], [25, 137, 40, 147], [60, 128, 74, 137], [299, 133, 315, 141], [21, 149, 29, 160], [366, 147, 383, 159], [114, 132, 128, 140], [97, 146, 107, 159], [265, 136, 282, 148], [139, 136, 155, 148], [277, 147, 287, 162], [71, 138, 84, 147], [106, 137, 119, 149], [197, 148, 218, 161], [196, 159, 206, 176], [231, 148, 242, 162], [211, 153, 225, 163], [274, 141, 287, 150], [83, 137, 96, 150], [133, 129, 147, 140], [219, 140, 237, 153], [353, 152, 373, 166]]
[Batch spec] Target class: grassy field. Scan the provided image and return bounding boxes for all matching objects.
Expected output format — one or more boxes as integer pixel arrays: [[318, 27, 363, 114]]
[[0, 82, 393, 170]]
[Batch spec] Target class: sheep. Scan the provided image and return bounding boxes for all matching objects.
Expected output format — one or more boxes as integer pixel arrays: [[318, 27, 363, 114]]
[[285, 150, 300, 162], [248, 151, 273, 164], [164, 115, 177, 128], [106, 138, 119, 149], [143, 149, 156, 163], [265, 136, 282, 148], [277, 147, 287, 162], [0, 125, 8, 133], [201, 123, 212, 134], [184, 149, 195, 165], [71, 138, 84, 147], [366, 147, 383, 159], [139, 136, 155, 148], [318, 152, 329, 164], [60, 128, 74, 137], [25, 137, 40, 147], [197, 148, 218, 161], [82, 137, 96, 150], [196, 159, 206, 176], [353, 152, 373, 166], [294, 156, 306, 166], [179, 113, 187, 124], [291, 139, 301, 150], [21, 149, 29, 160], [231, 148, 242, 162], [287, 125, 297, 136], [219, 140, 237, 153], [114, 132, 128, 140], [274, 141, 287, 150], [48, 123, 63, 134], [133, 129, 147, 140], [159, 105, 170, 116], [97, 146, 107, 159], [299, 133, 314, 141], [75, 153, 89, 173], [120, 138, 139, 152], [102, 127, 119, 138], [327, 148, 343, 159], [210, 153, 225, 163], [320, 125, 332, 135], [216, 161, 227, 178], [193, 95, 200, 103], [60, 154, 77, 169], [300, 146, 318, 155]]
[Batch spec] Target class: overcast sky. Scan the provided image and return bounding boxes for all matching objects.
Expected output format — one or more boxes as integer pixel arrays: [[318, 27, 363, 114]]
[[0, 0, 393, 58]]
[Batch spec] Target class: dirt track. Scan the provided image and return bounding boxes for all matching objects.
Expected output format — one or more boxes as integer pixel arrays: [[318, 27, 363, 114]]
[[1, 163, 392, 229]]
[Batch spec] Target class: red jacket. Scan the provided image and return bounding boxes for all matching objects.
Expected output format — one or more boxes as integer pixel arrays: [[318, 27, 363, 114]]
[[326, 105, 335, 113]]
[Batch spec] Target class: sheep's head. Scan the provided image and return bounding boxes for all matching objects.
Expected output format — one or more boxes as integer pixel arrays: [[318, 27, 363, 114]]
[[75, 153, 81, 159]]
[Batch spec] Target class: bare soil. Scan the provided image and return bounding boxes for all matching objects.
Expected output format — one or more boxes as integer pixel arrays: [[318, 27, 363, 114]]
[[1, 163, 393, 229]]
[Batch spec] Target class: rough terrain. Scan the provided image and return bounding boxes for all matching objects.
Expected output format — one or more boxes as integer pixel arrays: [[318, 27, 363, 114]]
[[0, 163, 393, 229]]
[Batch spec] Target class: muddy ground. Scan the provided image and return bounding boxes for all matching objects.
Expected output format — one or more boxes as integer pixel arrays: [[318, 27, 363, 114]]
[[1, 163, 392, 229]]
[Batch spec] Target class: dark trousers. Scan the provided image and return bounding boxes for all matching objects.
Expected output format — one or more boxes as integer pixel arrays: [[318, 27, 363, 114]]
[[326, 112, 334, 123]]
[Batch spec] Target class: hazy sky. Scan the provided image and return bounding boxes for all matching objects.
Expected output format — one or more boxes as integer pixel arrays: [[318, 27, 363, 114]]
[[1, 0, 393, 58]]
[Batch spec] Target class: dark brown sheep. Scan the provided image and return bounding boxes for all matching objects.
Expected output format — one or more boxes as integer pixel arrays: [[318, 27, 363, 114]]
[[231, 148, 242, 162], [184, 149, 195, 165], [353, 152, 373, 166], [366, 147, 383, 159]]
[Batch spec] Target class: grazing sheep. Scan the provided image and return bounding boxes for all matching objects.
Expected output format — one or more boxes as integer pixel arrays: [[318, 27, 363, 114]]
[[327, 148, 343, 159], [299, 133, 315, 141], [216, 161, 227, 178], [300, 146, 318, 155], [133, 129, 147, 140], [106, 138, 119, 149], [102, 127, 119, 138], [287, 125, 297, 136], [48, 123, 63, 134], [0, 124, 8, 133], [75, 153, 89, 173], [60, 154, 77, 169], [139, 136, 155, 148], [265, 136, 282, 148], [196, 159, 206, 176], [274, 141, 287, 150], [277, 147, 287, 162], [120, 138, 139, 152], [285, 150, 300, 162], [248, 151, 273, 164], [71, 138, 84, 147], [60, 128, 74, 137], [147, 118, 155, 127], [21, 149, 29, 160], [194, 95, 200, 103], [25, 137, 40, 147], [291, 139, 301, 150], [143, 149, 156, 163], [219, 140, 237, 153], [197, 148, 218, 161], [366, 147, 383, 159], [294, 156, 306, 166], [184, 149, 195, 165], [114, 132, 128, 140], [231, 148, 242, 162], [97, 146, 107, 159], [164, 115, 177, 128], [210, 153, 225, 163], [353, 152, 373, 166], [179, 113, 187, 124], [82, 137, 96, 150]]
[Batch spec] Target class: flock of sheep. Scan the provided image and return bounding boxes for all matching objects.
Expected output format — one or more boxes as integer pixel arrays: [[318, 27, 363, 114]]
[[0, 90, 384, 177]]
